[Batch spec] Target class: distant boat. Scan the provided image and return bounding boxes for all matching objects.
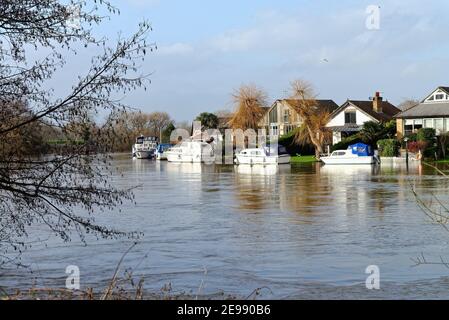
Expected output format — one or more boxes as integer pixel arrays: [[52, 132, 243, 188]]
[[320, 143, 379, 165], [166, 140, 215, 163], [155, 143, 174, 160], [235, 145, 291, 165], [132, 136, 158, 159]]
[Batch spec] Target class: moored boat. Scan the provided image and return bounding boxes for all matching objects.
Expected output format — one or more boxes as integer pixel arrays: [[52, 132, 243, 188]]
[[155, 143, 174, 160], [320, 143, 379, 165], [166, 140, 215, 163], [132, 136, 158, 159], [235, 145, 291, 165]]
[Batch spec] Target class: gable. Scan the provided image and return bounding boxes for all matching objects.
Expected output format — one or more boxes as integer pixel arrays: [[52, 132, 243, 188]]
[[326, 102, 379, 127], [423, 87, 449, 103]]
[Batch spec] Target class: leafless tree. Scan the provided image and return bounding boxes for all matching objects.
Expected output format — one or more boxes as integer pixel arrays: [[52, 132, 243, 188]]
[[229, 84, 268, 131], [147, 112, 172, 140], [0, 1, 155, 265], [398, 99, 420, 111], [290, 79, 331, 159]]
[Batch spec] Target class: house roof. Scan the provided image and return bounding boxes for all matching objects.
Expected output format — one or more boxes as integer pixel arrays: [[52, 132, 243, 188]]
[[422, 86, 449, 102], [282, 99, 339, 113], [394, 102, 449, 118], [217, 116, 232, 129], [438, 87, 449, 94], [329, 100, 400, 122], [328, 124, 362, 132], [395, 86, 449, 118]]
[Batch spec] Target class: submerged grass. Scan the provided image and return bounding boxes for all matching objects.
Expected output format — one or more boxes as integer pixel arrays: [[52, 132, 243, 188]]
[[290, 155, 317, 163]]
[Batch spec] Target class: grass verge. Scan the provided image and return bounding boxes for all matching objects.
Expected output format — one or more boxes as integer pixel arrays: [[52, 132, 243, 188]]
[[290, 155, 317, 163]]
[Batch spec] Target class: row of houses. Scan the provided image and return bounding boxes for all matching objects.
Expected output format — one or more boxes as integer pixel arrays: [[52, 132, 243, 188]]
[[247, 86, 449, 145]]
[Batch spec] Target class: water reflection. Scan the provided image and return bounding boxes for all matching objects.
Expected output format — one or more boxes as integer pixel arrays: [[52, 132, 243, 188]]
[[7, 156, 449, 299]]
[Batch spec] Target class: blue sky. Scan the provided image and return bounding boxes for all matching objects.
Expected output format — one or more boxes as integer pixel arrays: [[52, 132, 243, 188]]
[[54, 0, 449, 121]]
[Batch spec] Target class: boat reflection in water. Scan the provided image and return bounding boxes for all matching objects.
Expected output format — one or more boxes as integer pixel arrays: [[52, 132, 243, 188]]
[[235, 164, 291, 176], [319, 163, 380, 176]]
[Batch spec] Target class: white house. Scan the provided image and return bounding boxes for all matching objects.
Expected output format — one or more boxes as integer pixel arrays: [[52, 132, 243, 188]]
[[326, 92, 401, 144], [395, 86, 449, 138]]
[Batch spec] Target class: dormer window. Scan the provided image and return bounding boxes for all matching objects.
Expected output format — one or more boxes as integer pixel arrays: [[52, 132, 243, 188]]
[[425, 89, 449, 102]]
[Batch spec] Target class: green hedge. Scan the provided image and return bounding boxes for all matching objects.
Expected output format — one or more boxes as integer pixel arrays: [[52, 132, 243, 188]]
[[377, 139, 400, 157], [331, 134, 362, 152], [278, 130, 314, 155]]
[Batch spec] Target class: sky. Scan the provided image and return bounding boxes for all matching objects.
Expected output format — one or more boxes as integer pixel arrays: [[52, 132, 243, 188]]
[[50, 0, 449, 121]]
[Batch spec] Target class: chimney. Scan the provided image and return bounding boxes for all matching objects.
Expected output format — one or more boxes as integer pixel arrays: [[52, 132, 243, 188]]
[[373, 91, 383, 113]]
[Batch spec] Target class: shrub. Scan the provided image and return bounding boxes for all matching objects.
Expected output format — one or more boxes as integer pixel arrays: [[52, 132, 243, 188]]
[[377, 139, 400, 157], [417, 128, 436, 143], [331, 134, 362, 152], [278, 129, 314, 155], [416, 128, 437, 157], [407, 141, 428, 154]]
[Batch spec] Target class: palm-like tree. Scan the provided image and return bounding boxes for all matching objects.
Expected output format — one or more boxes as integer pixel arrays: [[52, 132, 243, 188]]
[[229, 84, 268, 131], [359, 121, 384, 146], [195, 112, 219, 130], [290, 79, 331, 159]]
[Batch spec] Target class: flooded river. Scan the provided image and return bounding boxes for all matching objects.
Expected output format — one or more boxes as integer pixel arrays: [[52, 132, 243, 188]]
[[3, 155, 449, 299]]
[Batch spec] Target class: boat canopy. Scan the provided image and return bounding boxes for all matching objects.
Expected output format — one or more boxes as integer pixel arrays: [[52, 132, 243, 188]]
[[348, 143, 373, 156], [157, 144, 173, 152], [265, 144, 289, 156]]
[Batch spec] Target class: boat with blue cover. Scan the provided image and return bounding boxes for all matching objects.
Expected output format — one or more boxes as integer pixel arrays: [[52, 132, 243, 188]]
[[155, 143, 174, 160], [320, 143, 379, 165]]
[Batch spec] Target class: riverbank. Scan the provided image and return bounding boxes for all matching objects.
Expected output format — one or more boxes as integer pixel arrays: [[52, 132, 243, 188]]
[[290, 155, 317, 163]]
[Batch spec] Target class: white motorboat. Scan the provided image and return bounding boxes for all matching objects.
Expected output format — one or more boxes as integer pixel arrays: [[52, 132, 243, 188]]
[[132, 136, 158, 159], [320, 143, 378, 165], [166, 140, 215, 163], [235, 145, 291, 165]]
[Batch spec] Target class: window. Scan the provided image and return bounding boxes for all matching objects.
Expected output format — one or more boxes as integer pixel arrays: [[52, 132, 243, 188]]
[[285, 125, 294, 134], [269, 106, 278, 123], [283, 109, 290, 123], [435, 119, 444, 134], [270, 125, 278, 136], [424, 119, 434, 128], [345, 111, 357, 124], [436, 94, 445, 100], [404, 124, 413, 136]]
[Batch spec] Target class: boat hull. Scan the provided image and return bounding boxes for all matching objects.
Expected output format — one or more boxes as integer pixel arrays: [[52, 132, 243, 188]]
[[236, 154, 291, 165], [166, 152, 215, 163], [156, 153, 168, 160], [135, 150, 153, 159], [321, 156, 375, 165]]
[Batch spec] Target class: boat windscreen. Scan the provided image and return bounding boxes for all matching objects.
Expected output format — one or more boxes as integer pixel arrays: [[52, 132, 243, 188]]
[[278, 145, 288, 155]]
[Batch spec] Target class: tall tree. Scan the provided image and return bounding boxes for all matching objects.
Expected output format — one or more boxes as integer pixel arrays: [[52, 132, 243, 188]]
[[290, 79, 331, 159], [147, 112, 172, 141], [229, 84, 267, 131], [0, 1, 154, 265], [398, 99, 420, 111]]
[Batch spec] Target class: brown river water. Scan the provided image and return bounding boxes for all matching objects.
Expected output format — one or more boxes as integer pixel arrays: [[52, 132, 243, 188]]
[[3, 154, 449, 299]]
